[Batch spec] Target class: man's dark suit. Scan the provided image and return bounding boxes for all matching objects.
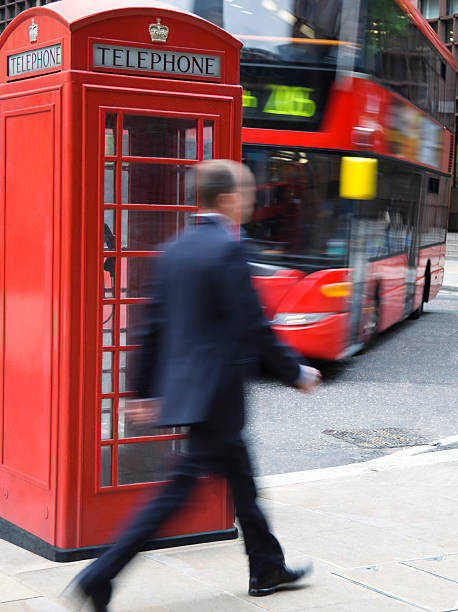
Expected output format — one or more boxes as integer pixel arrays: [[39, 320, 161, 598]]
[[80, 215, 303, 592]]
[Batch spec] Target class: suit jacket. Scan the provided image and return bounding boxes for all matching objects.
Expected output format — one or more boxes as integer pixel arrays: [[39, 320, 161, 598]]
[[133, 215, 301, 433]]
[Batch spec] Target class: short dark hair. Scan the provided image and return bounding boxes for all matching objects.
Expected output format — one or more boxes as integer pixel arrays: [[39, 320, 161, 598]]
[[196, 160, 237, 209]]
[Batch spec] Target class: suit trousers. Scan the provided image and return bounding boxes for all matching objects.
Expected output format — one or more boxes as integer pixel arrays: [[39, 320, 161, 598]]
[[81, 427, 284, 591]]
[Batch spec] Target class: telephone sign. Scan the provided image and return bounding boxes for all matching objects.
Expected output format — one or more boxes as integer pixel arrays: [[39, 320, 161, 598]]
[[93, 44, 221, 78]]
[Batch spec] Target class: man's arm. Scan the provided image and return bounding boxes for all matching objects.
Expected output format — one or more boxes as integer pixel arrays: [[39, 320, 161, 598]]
[[220, 241, 320, 390]]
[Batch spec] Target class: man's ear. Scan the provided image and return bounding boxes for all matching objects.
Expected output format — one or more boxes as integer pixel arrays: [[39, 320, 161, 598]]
[[215, 192, 233, 214]]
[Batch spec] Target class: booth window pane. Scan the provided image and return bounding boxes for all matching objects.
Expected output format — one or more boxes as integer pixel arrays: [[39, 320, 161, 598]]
[[100, 446, 112, 487], [102, 351, 114, 393], [102, 305, 114, 347], [203, 121, 214, 159], [120, 303, 151, 346], [103, 258, 115, 298], [105, 113, 117, 156], [118, 398, 188, 438], [118, 439, 188, 485], [119, 350, 137, 393], [104, 210, 115, 250], [104, 162, 116, 203], [122, 115, 197, 159], [101, 398, 113, 440], [121, 210, 188, 251], [121, 163, 195, 205], [120, 256, 156, 298]]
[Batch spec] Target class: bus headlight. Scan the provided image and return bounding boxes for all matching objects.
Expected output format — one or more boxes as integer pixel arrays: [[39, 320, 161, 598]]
[[272, 312, 336, 326]]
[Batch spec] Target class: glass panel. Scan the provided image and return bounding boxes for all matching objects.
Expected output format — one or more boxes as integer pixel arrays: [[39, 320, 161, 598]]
[[118, 439, 188, 485], [121, 210, 188, 251], [421, 0, 439, 19], [445, 19, 454, 44], [104, 210, 116, 250], [100, 446, 112, 487], [104, 162, 116, 203], [203, 121, 213, 160], [119, 398, 188, 438], [105, 113, 117, 155], [102, 305, 114, 347], [101, 398, 113, 440], [103, 257, 115, 298], [121, 163, 195, 205], [120, 303, 152, 346], [448, 0, 458, 14], [122, 115, 197, 159], [242, 147, 348, 267], [119, 350, 137, 393], [120, 256, 157, 298], [102, 351, 114, 393]]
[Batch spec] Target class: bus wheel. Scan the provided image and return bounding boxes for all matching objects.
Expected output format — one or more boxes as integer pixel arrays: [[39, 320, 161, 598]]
[[362, 293, 380, 349], [409, 297, 424, 319], [410, 266, 430, 320]]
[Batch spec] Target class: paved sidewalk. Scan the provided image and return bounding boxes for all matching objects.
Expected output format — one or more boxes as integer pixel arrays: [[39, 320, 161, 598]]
[[1, 450, 458, 611], [443, 257, 458, 291]]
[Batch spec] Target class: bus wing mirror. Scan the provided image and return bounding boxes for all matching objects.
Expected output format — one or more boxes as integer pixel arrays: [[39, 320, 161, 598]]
[[339, 157, 378, 200]]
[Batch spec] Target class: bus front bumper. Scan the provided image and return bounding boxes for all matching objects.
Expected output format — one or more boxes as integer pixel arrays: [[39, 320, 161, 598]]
[[272, 312, 351, 361]]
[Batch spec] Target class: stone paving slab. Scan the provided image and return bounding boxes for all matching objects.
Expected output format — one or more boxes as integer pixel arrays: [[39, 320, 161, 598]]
[[306, 598, 417, 611], [403, 553, 458, 584], [0, 598, 69, 611], [332, 562, 458, 611], [0, 572, 39, 604], [0, 540, 61, 577], [443, 258, 458, 290]]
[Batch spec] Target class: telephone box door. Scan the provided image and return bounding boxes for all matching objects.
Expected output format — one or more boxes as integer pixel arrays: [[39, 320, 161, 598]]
[[81, 86, 237, 547]]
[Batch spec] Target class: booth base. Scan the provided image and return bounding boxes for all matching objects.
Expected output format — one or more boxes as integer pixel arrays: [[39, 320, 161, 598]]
[[0, 517, 238, 562]]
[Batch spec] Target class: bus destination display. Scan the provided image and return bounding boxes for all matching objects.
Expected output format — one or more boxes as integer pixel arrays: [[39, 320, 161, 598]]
[[241, 66, 334, 131]]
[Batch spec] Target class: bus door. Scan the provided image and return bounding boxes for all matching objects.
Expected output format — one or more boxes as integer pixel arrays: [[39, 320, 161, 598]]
[[403, 174, 422, 318]]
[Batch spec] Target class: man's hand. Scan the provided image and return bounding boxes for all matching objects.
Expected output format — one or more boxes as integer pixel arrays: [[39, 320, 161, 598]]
[[296, 365, 322, 393], [123, 398, 161, 425]]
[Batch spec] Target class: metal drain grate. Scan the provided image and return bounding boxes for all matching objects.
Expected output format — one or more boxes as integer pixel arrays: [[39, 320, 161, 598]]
[[322, 428, 431, 449]]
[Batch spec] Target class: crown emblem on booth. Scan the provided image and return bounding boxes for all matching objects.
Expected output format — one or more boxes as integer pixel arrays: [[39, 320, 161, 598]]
[[29, 18, 38, 43], [149, 18, 169, 43]]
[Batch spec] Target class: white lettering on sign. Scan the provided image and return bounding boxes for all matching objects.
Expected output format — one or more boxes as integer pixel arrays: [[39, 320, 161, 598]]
[[8, 44, 61, 77], [93, 44, 221, 78]]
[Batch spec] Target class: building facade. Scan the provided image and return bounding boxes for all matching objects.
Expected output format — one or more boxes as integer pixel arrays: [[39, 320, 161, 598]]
[[0, 0, 57, 33], [411, 0, 458, 230]]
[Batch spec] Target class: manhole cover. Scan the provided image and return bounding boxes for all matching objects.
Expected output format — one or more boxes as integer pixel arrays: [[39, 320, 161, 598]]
[[322, 428, 431, 449]]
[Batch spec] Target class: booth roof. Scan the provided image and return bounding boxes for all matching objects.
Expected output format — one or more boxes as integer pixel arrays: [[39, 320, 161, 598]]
[[43, 0, 223, 31], [46, 0, 186, 24]]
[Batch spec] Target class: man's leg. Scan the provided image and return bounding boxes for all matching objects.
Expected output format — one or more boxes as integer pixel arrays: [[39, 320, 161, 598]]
[[75, 435, 206, 604], [221, 436, 284, 576], [221, 435, 312, 596]]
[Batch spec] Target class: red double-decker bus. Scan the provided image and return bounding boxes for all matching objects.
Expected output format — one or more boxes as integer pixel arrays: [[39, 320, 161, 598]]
[[194, 0, 456, 359], [156, 0, 456, 359]]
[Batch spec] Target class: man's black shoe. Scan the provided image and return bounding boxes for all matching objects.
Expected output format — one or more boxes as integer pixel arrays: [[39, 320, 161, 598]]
[[249, 561, 313, 597]]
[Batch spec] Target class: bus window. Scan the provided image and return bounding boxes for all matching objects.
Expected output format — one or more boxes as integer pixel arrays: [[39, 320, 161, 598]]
[[242, 147, 349, 269]]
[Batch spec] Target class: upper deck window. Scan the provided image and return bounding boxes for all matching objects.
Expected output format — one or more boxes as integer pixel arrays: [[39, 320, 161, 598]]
[[169, 0, 353, 66]]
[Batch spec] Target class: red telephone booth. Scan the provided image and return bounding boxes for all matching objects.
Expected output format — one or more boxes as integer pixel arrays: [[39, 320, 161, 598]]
[[0, 0, 242, 560]]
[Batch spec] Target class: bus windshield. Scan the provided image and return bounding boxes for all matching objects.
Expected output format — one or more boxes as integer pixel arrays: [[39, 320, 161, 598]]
[[242, 147, 349, 270], [168, 1, 354, 66]]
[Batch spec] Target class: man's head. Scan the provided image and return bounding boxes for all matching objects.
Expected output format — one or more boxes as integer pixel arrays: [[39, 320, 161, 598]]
[[196, 159, 255, 224]]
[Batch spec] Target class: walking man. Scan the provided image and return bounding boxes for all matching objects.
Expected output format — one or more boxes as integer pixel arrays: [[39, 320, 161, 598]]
[[68, 160, 321, 611]]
